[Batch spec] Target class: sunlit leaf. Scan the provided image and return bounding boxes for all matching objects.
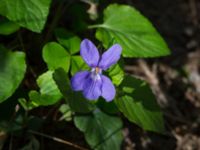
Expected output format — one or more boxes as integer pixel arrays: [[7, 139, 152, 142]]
[[70, 56, 89, 76], [115, 75, 165, 133], [0, 45, 26, 103], [59, 104, 72, 121], [55, 28, 81, 54], [28, 71, 62, 106], [42, 42, 70, 72], [108, 62, 124, 86], [0, 0, 52, 32], [95, 4, 170, 57]]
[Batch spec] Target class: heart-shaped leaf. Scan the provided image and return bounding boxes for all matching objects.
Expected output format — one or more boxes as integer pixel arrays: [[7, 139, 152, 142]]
[[115, 75, 165, 133], [42, 42, 70, 72], [94, 4, 170, 58], [0, 45, 26, 103], [74, 110, 123, 150]]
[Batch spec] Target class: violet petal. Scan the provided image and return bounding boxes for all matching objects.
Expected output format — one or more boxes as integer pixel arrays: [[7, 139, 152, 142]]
[[101, 75, 115, 102], [80, 39, 100, 67], [98, 44, 122, 70], [70, 71, 90, 91], [83, 76, 102, 100]]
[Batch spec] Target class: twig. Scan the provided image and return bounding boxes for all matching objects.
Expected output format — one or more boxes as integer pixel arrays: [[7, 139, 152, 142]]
[[138, 59, 168, 107], [138, 60, 185, 117], [28, 130, 88, 150], [138, 59, 158, 86]]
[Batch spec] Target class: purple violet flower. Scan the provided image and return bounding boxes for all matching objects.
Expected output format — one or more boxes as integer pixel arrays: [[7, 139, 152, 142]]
[[70, 39, 122, 102]]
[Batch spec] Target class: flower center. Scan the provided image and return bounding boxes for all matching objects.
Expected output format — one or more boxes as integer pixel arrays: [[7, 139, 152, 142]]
[[91, 67, 102, 81], [95, 67, 100, 74]]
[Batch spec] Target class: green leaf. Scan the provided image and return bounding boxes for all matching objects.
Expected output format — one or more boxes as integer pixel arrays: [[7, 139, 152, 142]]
[[55, 28, 81, 54], [0, 45, 26, 103], [70, 56, 89, 76], [0, 0, 52, 32], [94, 4, 170, 57], [37, 71, 61, 97], [53, 68, 95, 113], [42, 42, 70, 72], [18, 98, 36, 111], [97, 98, 119, 114], [58, 104, 72, 121], [0, 19, 20, 35], [29, 90, 61, 106], [108, 62, 124, 86], [115, 75, 165, 133], [74, 109, 123, 150], [28, 71, 62, 106]]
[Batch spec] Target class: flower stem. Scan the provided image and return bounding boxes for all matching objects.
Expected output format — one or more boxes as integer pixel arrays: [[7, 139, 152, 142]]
[[88, 24, 103, 29]]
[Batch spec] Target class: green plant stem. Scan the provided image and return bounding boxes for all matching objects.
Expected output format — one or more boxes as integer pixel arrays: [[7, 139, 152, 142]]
[[87, 24, 103, 29]]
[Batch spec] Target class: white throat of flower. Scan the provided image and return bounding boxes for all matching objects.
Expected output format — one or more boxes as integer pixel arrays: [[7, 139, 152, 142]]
[[91, 67, 102, 81]]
